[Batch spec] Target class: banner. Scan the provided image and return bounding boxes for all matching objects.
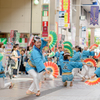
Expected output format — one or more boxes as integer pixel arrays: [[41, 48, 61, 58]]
[[16, 32, 20, 43], [90, 6, 99, 26], [28, 35, 34, 46], [64, 0, 70, 28], [10, 30, 14, 42], [0, 38, 7, 45]]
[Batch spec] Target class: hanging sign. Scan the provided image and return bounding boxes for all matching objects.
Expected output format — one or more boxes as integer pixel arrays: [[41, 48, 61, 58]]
[[42, 4, 49, 37], [10, 30, 14, 42], [64, 0, 70, 28], [90, 6, 99, 26]]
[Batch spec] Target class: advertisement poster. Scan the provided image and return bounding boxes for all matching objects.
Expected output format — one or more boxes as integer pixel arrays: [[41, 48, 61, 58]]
[[5, 43, 13, 56]]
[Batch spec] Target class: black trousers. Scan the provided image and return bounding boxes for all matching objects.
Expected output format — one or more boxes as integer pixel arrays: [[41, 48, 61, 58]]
[[58, 65, 62, 75]]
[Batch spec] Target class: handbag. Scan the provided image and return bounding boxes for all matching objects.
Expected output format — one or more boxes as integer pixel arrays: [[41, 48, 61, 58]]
[[10, 58, 16, 67]]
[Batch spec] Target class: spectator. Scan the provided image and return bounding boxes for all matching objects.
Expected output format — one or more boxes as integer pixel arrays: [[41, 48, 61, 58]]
[[11, 45, 20, 78], [19, 50, 26, 74]]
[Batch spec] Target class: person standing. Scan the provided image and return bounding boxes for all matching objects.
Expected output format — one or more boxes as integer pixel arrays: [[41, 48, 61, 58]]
[[26, 37, 49, 96], [11, 45, 20, 78], [19, 50, 26, 74], [15, 44, 21, 74]]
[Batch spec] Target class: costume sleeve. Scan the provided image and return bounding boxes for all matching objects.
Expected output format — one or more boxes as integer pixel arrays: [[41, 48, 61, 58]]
[[41, 38, 48, 49], [32, 51, 46, 73], [59, 59, 64, 69], [70, 62, 83, 69], [70, 53, 79, 61], [94, 67, 100, 77], [0, 62, 4, 72]]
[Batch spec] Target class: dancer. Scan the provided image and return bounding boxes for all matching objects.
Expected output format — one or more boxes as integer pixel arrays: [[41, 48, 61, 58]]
[[60, 53, 90, 87], [0, 42, 14, 89], [55, 45, 63, 76], [25, 36, 49, 96], [70, 46, 85, 81], [91, 67, 100, 78]]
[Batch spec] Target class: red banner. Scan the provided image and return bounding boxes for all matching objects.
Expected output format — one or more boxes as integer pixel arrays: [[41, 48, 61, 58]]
[[60, 0, 64, 11], [10, 30, 14, 42], [42, 32, 48, 37]]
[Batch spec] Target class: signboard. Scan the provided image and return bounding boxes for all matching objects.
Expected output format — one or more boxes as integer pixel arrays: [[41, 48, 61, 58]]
[[59, 0, 64, 11], [64, 0, 70, 28], [59, 11, 64, 27], [0, 38, 7, 45], [5, 43, 13, 56], [42, 4, 49, 37]]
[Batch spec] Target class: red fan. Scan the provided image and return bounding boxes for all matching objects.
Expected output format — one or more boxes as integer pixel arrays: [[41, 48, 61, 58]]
[[85, 78, 100, 86], [90, 44, 98, 49], [94, 53, 100, 59], [83, 58, 97, 67], [44, 62, 59, 78]]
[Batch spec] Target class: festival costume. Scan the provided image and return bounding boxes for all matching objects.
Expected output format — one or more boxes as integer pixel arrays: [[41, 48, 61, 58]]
[[94, 67, 100, 77], [90, 51, 95, 57], [60, 59, 83, 82], [55, 51, 64, 75], [70, 51, 84, 78], [26, 38, 47, 92], [81, 50, 90, 60]]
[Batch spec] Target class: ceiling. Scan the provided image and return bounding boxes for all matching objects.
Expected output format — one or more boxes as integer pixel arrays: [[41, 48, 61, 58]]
[[81, 0, 93, 5], [81, 0, 100, 12]]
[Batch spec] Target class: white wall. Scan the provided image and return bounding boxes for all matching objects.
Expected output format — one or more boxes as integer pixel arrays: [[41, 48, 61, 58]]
[[0, 0, 31, 33]]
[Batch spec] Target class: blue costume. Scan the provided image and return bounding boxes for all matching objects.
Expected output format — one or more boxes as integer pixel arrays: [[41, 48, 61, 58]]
[[73, 50, 76, 55], [60, 59, 83, 82], [25, 38, 47, 73], [90, 51, 95, 57], [55, 51, 64, 75], [81, 50, 90, 60], [0, 61, 6, 78], [70, 52, 81, 62], [94, 67, 100, 78]]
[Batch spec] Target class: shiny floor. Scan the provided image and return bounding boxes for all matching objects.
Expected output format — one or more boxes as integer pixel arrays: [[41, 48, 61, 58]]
[[0, 67, 100, 100]]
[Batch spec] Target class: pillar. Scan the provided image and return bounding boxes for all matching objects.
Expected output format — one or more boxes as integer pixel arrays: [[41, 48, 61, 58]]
[[90, 28, 95, 46], [75, 0, 81, 46]]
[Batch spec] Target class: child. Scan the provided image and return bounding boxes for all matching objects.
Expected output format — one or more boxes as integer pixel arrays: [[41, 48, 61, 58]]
[[60, 53, 90, 87], [0, 61, 14, 89], [43, 68, 54, 80]]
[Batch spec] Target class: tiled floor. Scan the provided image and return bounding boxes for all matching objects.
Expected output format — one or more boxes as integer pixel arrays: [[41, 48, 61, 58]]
[[0, 67, 100, 100]]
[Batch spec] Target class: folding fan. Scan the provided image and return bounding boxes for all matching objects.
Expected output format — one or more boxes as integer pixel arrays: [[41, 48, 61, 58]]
[[29, 50, 32, 54], [48, 52, 55, 58], [85, 78, 100, 86], [43, 46, 49, 51], [44, 61, 59, 78], [0, 53, 3, 61], [83, 58, 97, 67], [49, 31, 57, 49], [63, 41, 73, 48], [64, 45, 73, 57], [94, 53, 100, 59], [90, 44, 98, 49]]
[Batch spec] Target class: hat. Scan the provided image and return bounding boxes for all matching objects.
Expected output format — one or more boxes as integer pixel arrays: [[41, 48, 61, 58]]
[[64, 53, 70, 56], [34, 36, 41, 42]]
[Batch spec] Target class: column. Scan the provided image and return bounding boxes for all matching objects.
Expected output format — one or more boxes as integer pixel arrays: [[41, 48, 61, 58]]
[[75, 0, 81, 46], [90, 28, 95, 46]]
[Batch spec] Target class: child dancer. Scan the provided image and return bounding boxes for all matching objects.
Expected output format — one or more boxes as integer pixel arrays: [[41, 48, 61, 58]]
[[60, 53, 90, 87]]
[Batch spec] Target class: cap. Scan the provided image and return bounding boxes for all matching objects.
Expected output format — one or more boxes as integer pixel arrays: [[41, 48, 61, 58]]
[[64, 53, 70, 56]]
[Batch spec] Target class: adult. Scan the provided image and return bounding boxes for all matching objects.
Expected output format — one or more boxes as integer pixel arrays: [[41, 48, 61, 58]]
[[19, 50, 26, 74], [25, 36, 49, 96], [11, 45, 20, 78], [15, 44, 21, 74]]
